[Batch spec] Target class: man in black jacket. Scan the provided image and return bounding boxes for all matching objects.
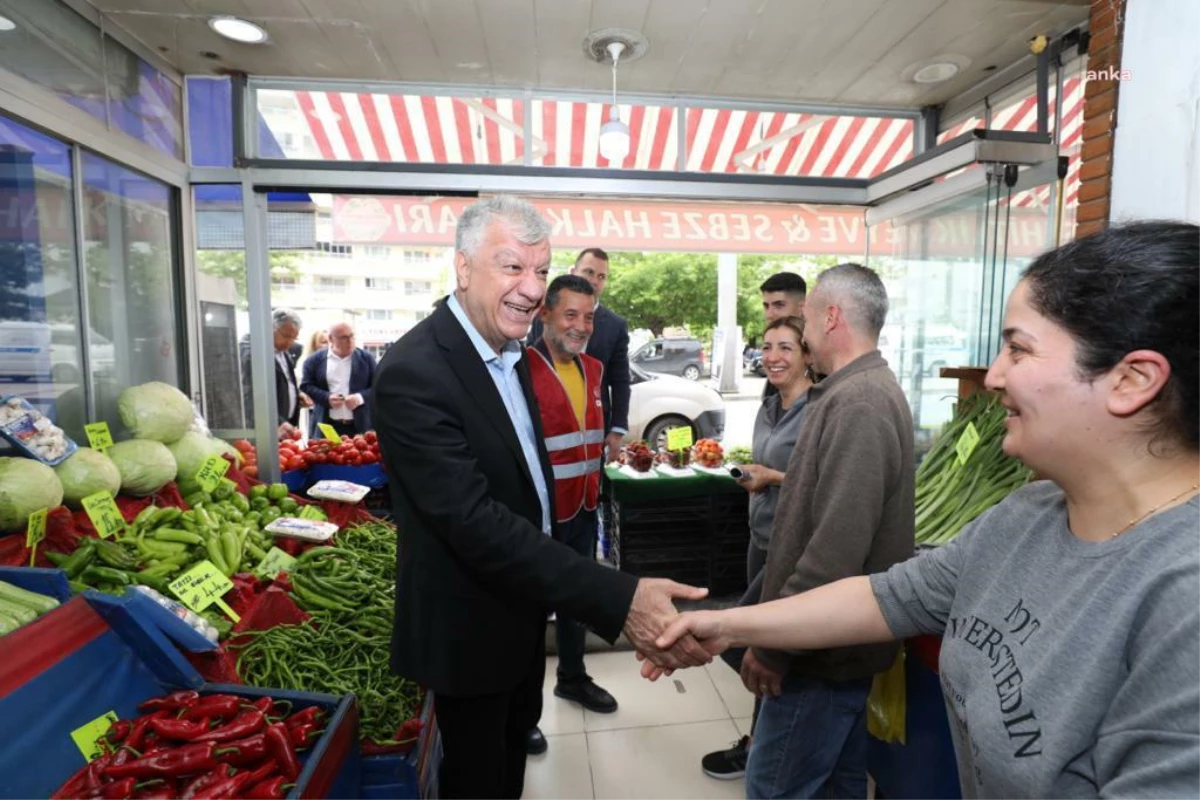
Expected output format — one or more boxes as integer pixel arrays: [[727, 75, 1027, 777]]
[[530, 248, 630, 459], [240, 308, 303, 439], [371, 196, 710, 800]]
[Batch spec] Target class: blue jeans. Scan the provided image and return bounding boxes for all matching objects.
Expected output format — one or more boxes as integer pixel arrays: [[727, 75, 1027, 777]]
[[745, 674, 872, 799]]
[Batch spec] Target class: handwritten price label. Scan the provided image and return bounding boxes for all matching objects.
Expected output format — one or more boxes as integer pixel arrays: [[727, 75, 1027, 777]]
[[70, 711, 118, 761], [168, 560, 240, 622], [255, 546, 298, 580], [956, 422, 981, 466], [26, 508, 48, 566], [317, 423, 342, 444], [83, 422, 114, 452], [666, 426, 694, 451], [193, 455, 231, 493], [81, 491, 125, 538]]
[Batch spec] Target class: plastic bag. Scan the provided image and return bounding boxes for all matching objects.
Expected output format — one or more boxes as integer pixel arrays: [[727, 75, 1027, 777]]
[[867, 648, 907, 744]]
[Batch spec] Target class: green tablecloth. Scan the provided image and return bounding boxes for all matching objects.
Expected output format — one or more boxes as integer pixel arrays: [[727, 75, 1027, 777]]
[[605, 464, 745, 502]]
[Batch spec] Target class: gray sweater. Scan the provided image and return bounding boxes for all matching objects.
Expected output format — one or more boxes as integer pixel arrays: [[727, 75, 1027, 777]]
[[872, 481, 1200, 799], [758, 350, 915, 679], [748, 392, 809, 550]]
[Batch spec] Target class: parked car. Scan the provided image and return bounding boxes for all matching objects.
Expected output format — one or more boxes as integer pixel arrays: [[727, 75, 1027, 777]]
[[878, 325, 973, 377], [626, 362, 724, 450], [630, 337, 706, 381]]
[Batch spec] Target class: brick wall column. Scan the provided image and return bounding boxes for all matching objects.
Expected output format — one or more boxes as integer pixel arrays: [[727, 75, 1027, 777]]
[[1075, 0, 1127, 238]]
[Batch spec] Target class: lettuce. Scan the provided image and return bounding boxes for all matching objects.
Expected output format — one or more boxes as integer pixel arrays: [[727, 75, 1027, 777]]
[[53, 448, 121, 508], [118, 382, 194, 443], [0, 457, 64, 532], [108, 439, 177, 496]]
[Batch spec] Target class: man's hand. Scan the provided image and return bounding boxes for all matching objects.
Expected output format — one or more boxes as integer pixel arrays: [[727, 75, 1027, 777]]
[[623, 578, 710, 672], [329, 393, 346, 408], [345, 393, 365, 411], [740, 649, 784, 698], [299, 391, 314, 409], [605, 432, 624, 463], [638, 609, 732, 681], [277, 422, 298, 441]]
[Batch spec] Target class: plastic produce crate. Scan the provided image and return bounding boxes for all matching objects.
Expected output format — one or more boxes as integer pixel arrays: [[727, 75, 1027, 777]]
[[0, 594, 360, 799]]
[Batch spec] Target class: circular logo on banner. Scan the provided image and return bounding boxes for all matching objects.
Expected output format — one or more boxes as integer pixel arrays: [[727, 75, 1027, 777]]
[[336, 197, 391, 242]]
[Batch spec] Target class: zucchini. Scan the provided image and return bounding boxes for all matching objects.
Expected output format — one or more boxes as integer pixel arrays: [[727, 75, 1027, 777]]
[[0, 580, 59, 614], [0, 599, 38, 625]]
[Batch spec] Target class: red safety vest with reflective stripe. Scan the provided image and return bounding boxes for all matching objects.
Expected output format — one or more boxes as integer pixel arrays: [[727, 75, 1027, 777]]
[[527, 346, 605, 522]]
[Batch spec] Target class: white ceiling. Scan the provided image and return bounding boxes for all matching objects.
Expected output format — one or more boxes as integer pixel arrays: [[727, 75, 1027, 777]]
[[90, 0, 1090, 110]]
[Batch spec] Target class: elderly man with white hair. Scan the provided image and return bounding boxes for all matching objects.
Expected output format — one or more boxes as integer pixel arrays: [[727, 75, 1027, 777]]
[[300, 321, 377, 439], [240, 307, 304, 440]]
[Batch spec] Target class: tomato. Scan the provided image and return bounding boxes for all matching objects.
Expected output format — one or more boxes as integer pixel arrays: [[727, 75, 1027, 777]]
[[361, 451, 378, 464], [364, 431, 377, 444], [331, 454, 345, 465], [285, 456, 303, 471], [243, 465, 258, 478], [355, 440, 369, 451]]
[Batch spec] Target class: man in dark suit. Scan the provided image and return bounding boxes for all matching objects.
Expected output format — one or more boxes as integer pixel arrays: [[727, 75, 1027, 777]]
[[372, 196, 711, 800], [240, 308, 302, 439], [300, 321, 377, 439], [529, 248, 631, 459]]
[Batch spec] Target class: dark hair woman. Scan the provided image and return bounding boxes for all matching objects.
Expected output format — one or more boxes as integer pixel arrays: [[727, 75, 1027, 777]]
[[658, 221, 1200, 798]]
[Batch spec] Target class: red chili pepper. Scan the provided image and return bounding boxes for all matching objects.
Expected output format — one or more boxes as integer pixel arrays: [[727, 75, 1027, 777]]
[[245, 776, 287, 800], [106, 720, 133, 744], [138, 691, 200, 713], [180, 764, 231, 800], [127, 712, 169, 752], [289, 723, 324, 750], [110, 746, 139, 769], [133, 786, 178, 800], [181, 696, 242, 722], [87, 753, 115, 792], [264, 722, 300, 781], [283, 706, 323, 729], [192, 772, 254, 800], [104, 742, 218, 780], [103, 777, 138, 799], [150, 716, 211, 741], [192, 710, 265, 743], [243, 760, 278, 785], [51, 763, 90, 799], [212, 733, 267, 766]]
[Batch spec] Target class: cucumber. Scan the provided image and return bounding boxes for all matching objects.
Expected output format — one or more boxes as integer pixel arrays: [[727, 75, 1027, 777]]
[[0, 581, 59, 614], [0, 598, 38, 625]]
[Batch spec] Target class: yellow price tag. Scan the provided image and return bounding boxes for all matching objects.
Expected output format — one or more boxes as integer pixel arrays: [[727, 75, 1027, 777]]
[[81, 491, 125, 538], [193, 455, 231, 493], [255, 546, 298, 580], [83, 422, 114, 452], [70, 711, 118, 761], [168, 560, 240, 622], [26, 508, 48, 567], [666, 426, 694, 451], [956, 421, 981, 466], [317, 423, 342, 444]]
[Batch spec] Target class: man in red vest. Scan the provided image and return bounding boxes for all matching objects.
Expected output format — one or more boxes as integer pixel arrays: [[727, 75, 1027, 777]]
[[525, 274, 617, 753]]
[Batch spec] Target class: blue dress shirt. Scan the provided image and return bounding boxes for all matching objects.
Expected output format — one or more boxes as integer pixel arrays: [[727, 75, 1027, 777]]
[[446, 294, 551, 535]]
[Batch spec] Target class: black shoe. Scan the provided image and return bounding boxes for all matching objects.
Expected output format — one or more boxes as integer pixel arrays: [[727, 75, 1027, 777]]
[[525, 727, 548, 756], [701, 735, 750, 780], [554, 678, 618, 713]]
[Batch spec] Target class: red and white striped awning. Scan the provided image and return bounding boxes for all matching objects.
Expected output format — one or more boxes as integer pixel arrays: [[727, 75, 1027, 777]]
[[273, 78, 1082, 205]]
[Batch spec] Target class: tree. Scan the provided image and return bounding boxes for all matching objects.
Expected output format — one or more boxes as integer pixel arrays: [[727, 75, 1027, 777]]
[[195, 250, 302, 309]]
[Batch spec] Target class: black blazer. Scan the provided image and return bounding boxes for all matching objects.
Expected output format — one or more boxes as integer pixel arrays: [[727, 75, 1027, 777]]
[[300, 348, 377, 437], [239, 337, 299, 427], [373, 303, 638, 696], [528, 304, 631, 433]]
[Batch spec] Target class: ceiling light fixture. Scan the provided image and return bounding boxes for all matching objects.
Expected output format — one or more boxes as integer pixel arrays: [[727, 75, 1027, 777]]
[[208, 16, 269, 44], [599, 41, 630, 164], [913, 62, 960, 84], [0, 15, 16, 31]]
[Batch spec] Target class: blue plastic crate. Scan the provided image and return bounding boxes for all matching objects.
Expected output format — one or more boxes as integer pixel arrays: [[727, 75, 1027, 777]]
[[282, 468, 310, 493], [309, 462, 387, 488], [0, 566, 71, 603]]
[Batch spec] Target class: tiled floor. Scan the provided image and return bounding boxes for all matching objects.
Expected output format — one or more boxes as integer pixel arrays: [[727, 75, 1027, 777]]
[[525, 652, 752, 800]]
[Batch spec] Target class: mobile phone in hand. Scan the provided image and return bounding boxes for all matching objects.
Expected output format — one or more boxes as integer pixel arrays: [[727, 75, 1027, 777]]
[[729, 466, 745, 480]]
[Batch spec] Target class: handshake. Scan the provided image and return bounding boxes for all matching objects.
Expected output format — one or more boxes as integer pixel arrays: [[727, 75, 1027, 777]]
[[622, 578, 736, 681]]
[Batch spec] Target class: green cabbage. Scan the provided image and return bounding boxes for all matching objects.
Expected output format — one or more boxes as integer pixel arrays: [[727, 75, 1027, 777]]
[[210, 438, 242, 465], [118, 382, 194, 443], [167, 432, 216, 483], [109, 439, 177, 496], [53, 448, 121, 508], [0, 457, 64, 532]]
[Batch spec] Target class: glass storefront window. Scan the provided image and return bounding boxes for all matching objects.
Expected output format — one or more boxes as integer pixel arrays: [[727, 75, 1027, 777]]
[[81, 152, 181, 436], [0, 113, 86, 443], [104, 35, 183, 160]]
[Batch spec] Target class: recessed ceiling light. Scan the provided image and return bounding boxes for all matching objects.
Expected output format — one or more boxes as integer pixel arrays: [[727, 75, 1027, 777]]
[[913, 62, 960, 84], [208, 16, 268, 44], [0, 15, 17, 31]]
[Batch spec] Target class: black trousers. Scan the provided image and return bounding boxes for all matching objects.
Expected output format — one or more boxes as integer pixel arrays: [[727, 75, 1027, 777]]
[[433, 636, 546, 799], [554, 509, 599, 683], [320, 417, 358, 438]]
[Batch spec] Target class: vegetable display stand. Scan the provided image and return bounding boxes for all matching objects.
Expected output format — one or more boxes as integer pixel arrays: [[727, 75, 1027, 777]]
[[309, 462, 387, 488], [867, 637, 961, 799], [0, 594, 361, 798], [604, 466, 749, 596], [282, 469, 310, 493]]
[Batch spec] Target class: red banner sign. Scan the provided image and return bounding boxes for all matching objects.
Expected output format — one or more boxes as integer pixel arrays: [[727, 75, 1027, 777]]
[[332, 195, 1055, 258]]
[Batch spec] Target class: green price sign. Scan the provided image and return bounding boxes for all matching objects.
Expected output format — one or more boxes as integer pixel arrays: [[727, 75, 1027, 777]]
[[666, 426, 694, 452], [70, 711, 118, 761], [168, 560, 240, 622], [255, 546, 298, 580], [81, 491, 125, 538], [194, 455, 231, 493], [26, 508, 48, 566], [956, 421, 981, 466], [83, 422, 114, 452]]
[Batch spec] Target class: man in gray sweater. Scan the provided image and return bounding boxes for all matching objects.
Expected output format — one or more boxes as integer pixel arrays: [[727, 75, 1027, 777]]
[[744, 264, 914, 799]]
